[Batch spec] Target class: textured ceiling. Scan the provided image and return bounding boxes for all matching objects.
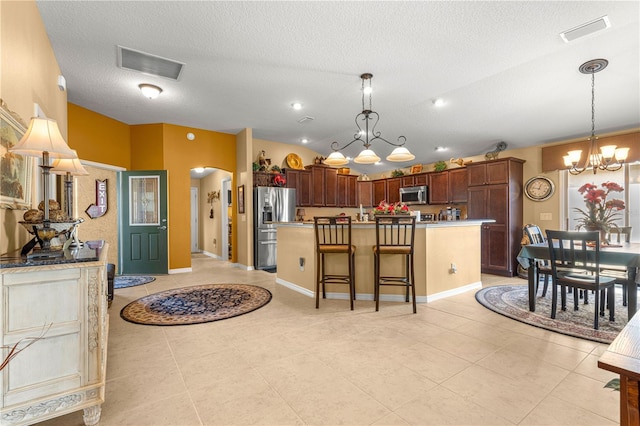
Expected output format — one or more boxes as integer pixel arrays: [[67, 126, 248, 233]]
[[37, 1, 640, 174]]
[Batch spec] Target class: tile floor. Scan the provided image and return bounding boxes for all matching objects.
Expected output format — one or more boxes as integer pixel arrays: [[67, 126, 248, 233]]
[[39, 254, 619, 425]]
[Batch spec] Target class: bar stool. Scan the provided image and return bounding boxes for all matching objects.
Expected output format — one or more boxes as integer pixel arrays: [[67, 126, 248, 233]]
[[373, 215, 416, 313], [314, 216, 356, 310]]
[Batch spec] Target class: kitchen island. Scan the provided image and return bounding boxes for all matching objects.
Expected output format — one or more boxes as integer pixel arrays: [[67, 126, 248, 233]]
[[1, 242, 109, 426], [274, 220, 488, 303]]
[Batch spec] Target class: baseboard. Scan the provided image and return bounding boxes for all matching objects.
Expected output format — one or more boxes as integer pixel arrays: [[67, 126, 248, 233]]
[[201, 250, 221, 259], [168, 267, 192, 274], [275, 278, 314, 298], [425, 281, 482, 302]]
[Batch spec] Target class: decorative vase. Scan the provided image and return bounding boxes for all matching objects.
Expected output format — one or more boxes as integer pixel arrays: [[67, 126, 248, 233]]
[[584, 225, 608, 244]]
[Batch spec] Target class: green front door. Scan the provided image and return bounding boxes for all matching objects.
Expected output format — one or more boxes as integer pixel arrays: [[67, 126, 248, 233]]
[[118, 170, 168, 274]]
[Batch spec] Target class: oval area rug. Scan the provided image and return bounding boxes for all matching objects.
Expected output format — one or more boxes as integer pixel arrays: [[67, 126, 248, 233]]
[[120, 284, 272, 326], [114, 275, 156, 289], [475, 285, 627, 344]]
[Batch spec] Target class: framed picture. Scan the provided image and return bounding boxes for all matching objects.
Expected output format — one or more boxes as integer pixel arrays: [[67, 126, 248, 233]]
[[237, 185, 245, 214], [410, 164, 423, 174], [0, 101, 33, 209]]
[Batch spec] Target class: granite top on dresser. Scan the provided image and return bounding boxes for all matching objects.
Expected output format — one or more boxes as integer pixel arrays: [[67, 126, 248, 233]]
[[0, 240, 106, 269]]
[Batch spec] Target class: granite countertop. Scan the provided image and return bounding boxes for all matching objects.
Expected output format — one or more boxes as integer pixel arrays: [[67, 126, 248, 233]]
[[0, 240, 105, 269], [274, 219, 493, 227]]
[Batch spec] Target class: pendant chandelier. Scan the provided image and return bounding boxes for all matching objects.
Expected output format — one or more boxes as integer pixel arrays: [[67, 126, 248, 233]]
[[564, 59, 629, 175], [324, 73, 414, 166]]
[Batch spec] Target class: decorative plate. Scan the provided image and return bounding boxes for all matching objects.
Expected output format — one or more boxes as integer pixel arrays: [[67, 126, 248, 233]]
[[286, 153, 303, 169]]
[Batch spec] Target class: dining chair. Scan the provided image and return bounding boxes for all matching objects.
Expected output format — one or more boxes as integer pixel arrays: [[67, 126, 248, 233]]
[[603, 226, 633, 306], [546, 230, 616, 330], [523, 224, 552, 297], [313, 216, 356, 310], [373, 215, 417, 313]]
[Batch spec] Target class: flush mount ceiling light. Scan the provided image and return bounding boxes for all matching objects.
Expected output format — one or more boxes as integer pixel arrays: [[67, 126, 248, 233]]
[[434, 146, 447, 152], [300, 138, 308, 144], [433, 98, 445, 107], [138, 83, 163, 99], [324, 73, 415, 166], [291, 102, 303, 110], [564, 59, 629, 175]]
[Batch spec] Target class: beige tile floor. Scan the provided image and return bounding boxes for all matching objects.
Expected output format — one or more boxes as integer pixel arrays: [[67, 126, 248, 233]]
[[39, 254, 619, 425]]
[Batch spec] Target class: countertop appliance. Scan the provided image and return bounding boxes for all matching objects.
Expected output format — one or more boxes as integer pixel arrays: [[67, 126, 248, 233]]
[[400, 185, 428, 205], [253, 187, 296, 270]]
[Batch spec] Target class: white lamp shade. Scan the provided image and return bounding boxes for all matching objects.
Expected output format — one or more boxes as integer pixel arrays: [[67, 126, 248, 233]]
[[386, 146, 415, 162], [353, 149, 381, 164], [566, 150, 582, 164], [599, 145, 618, 160], [51, 150, 89, 176], [324, 151, 349, 166], [9, 117, 76, 159], [614, 147, 630, 161]]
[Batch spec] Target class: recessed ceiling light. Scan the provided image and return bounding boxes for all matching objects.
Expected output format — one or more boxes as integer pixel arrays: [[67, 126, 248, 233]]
[[301, 138, 308, 144], [194, 167, 205, 173], [139, 83, 162, 99], [433, 98, 445, 107], [291, 102, 303, 110], [434, 146, 447, 152]]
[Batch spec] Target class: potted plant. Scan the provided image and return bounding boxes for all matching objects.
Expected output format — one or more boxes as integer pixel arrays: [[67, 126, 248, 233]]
[[574, 182, 625, 241], [391, 169, 405, 178], [434, 161, 447, 172]]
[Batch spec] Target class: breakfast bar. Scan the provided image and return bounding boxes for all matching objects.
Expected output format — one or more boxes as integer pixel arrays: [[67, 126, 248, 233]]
[[274, 220, 488, 303]]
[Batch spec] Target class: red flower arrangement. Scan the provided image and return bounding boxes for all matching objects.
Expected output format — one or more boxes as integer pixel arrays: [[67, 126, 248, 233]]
[[372, 200, 410, 215], [574, 181, 625, 232]]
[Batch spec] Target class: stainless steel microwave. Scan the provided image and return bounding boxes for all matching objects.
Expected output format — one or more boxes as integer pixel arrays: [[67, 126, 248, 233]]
[[399, 185, 428, 205]]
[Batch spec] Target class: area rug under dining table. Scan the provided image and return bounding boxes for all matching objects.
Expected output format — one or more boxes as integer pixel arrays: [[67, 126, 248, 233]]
[[120, 283, 272, 326], [476, 285, 628, 344]]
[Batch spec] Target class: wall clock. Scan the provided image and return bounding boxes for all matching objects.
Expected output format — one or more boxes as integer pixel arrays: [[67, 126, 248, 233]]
[[524, 176, 555, 201]]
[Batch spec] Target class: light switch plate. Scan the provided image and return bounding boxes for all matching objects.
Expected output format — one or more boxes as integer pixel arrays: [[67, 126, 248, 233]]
[[540, 212, 552, 221]]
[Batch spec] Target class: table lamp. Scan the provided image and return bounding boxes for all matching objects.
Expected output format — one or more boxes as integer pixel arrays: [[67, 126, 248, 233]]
[[51, 150, 89, 219], [9, 117, 76, 256], [296, 208, 305, 222]]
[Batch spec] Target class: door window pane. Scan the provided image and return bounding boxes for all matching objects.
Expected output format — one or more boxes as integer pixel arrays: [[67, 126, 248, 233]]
[[129, 176, 160, 225]]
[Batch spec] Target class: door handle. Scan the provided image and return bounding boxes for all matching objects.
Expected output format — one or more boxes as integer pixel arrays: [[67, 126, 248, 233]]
[[158, 226, 167, 230]]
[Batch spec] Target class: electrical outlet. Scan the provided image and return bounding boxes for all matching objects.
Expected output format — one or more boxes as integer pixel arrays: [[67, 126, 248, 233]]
[[450, 263, 457, 274], [299, 257, 305, 271]]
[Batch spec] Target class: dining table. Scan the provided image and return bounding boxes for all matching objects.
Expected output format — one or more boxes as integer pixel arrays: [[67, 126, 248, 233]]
[[517, 242, 640, 320]]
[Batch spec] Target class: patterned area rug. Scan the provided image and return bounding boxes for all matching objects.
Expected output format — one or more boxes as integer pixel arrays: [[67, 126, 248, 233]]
[[120, 284, 272, 326], [475, 285, 628, 344], [114, 275, 156, 289]]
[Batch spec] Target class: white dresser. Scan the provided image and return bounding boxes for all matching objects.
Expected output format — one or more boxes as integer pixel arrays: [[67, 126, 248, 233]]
[[1, 242, 109, 425]]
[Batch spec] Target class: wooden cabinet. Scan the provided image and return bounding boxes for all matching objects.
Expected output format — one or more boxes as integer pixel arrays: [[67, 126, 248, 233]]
[[386, 178, 402, 204], [414, 173, 428, 186], [373, 180, 387, 205], [428, 168, 468, 204], [466, 158, 524, 276], [401, 176, 415, 187], [357, 181, 373, 207], [309, 165, 338, 207], [0, 244, 109, 425], [337, 175, 357, 207], [285, 168, 311, 207]]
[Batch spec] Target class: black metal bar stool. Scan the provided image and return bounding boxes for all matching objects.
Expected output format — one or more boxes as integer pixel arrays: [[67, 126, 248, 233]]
[[373, 215, 416, 313], [314, 216, 356, 310]]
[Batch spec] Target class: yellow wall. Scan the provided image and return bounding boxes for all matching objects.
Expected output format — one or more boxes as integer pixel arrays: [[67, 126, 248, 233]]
[[0, 1, 66, 255], [235, 129, 251, 267], [68, 103, 131, 169], [130, 124, 164, 170], [253, 138, 320, 171]]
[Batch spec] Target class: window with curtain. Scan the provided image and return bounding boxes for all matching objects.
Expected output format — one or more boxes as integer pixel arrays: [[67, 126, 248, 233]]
[[565, 163, 638, 242]]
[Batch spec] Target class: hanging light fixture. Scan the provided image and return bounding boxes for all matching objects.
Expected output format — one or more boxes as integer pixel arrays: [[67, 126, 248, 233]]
[[324, 73, 414, 166], [564, 59, 629, 175]]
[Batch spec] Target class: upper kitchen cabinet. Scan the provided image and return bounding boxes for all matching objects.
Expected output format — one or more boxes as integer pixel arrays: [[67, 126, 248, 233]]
[[337, 174, 358, 207], [467, 160, 510, 186], [373, 180, 387, 205], [357, 181, 373, 207], [309, 165, 338, 207], [386, 178, 402, 204], [285, 168, 312, 207], [428, 168, 468, 204]]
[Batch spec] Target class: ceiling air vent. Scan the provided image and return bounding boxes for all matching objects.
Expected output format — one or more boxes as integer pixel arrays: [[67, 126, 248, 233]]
[[117, 45, 185, 80], [297, 116, 315, 124], [560, 16, 610, 43]]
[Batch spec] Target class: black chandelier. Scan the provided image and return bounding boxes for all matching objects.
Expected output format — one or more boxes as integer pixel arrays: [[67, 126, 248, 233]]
[[564, 59, 629, 175], [324, 73, 414, 166]]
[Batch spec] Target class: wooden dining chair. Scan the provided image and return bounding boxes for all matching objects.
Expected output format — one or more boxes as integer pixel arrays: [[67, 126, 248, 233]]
[[603, 226, 633, 306], [523, 224, 552, 297], [546, 230, 616, 330]]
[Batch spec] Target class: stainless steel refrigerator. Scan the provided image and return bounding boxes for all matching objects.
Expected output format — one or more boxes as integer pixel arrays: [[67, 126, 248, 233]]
[[253, 187, 296, 270]]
